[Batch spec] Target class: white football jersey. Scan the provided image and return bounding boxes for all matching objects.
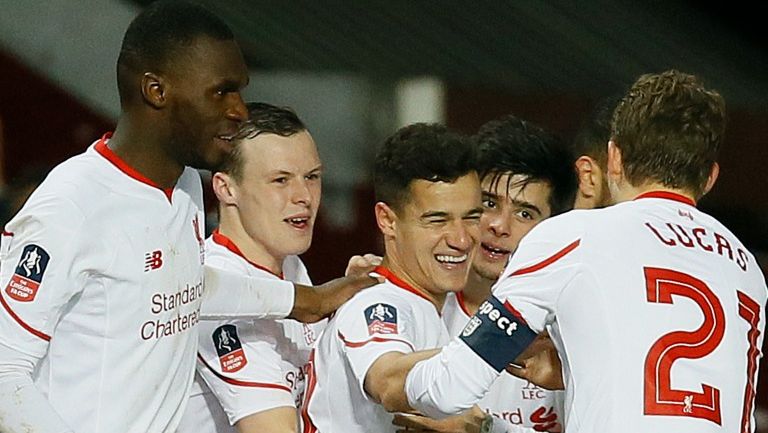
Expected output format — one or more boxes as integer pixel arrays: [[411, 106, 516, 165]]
[[303, 266, 451, 433], [493, 191, 767, 433], [0, 134, 206, 433], [443, 293, 563, 432], [178, 231, 324, 433]]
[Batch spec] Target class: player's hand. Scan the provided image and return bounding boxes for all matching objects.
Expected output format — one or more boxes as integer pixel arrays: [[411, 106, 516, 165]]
[[345, 253, 382, 277], [392, 405, 486, 433], [290, 273, 384, 323], [506, 332, 564, 390]]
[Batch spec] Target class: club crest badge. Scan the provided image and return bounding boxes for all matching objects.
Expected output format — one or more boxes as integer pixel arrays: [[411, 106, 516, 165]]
[[364, 303, 398, 335], [213, 324, 247, 373], [5, 244, 50, 302]]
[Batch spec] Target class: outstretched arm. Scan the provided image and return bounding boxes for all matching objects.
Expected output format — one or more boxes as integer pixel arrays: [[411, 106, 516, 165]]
[[405, 296, 539, 419], [201, 266, 381, 323]]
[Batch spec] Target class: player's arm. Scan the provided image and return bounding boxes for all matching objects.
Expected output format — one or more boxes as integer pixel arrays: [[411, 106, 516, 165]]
[[363, 349, 440, 412], [406, 233, 582, 418], [201, 266, 381, 323], [0, 199, 91, 433], [404, 296, 540, 419], [505, 332, 564, 390], [0, 343, 74, 433], [235, 407, 298, 433]]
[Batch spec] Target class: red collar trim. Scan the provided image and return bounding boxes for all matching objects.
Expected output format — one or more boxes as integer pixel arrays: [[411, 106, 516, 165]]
[[212, 229, 284, 279], [455, 291, 473, 317], [373, 266, 437, 308], [634, 191, 696, 207], [94, 132, 175, 202]]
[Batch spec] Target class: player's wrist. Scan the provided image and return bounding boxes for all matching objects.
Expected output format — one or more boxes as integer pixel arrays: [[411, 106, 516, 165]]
[[480, 413, 507, 433]]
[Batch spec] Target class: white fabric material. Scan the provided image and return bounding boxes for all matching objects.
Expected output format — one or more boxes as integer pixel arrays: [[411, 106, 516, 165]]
[[0, 139, 303, 433], [442, 293, 564, 432], [201, 265, 294, 320], [178, 237, 324, 432], [0, 141, 205, 433], [409, 195, 768, 433], [304, 276, 450, 433]]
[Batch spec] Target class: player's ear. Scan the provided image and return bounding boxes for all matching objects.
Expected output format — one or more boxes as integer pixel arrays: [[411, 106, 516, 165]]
[[701, 162, 720, 197], [574, 155, 598, 198], [212, 172, 238, 205], [606, 139, 623, 183], [141, 72, 166, 108], [374, 202, 397, 238]]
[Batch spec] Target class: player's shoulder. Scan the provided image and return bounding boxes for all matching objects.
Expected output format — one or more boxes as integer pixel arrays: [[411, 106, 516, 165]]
[[337, 281, 423, 319], [204, 238, 251, 275], [521, 208, 595, 245], [282, 255, 311, 285]]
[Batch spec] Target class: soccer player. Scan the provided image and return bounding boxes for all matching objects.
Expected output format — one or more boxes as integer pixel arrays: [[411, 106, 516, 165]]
[[302, 123, 486, 433], [572, 95, 621, 209], [176, 102, 327, 433], [404, 70, 768, 433], [0, 3, 374, 433]]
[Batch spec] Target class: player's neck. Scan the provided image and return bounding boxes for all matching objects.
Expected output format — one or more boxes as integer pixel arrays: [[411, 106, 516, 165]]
[[217, 223, 283, 277], [613, 181, 697, 205], [379, 257, 447, 311], [461, 270, 494, 314], [109, 118, 185, 189]]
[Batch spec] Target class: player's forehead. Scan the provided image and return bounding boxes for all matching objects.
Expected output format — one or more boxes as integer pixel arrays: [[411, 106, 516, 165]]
[[240, 131, 320, 173], [482, 172, 551, 201], [404, 173, 481, 217], [167, 36, 248, 86]]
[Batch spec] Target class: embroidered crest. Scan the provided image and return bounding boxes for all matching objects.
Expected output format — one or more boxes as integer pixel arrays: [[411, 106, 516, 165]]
[[213, 324, 247, 373], [5, 244, 50, 302], [364, 303, 398, 335]]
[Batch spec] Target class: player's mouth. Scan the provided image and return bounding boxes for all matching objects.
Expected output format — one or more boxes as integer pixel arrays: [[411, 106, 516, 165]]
[[480, 242, 511, 261], [284, 214, 311, 230], [434, 253, 469, 269]]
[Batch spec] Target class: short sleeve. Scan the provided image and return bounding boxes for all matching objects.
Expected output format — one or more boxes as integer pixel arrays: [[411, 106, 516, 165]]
[[0, 195, 88, 357], [336, 295, 417, 398], [492, 216, 584, 333], [196, 321, 297, 424]]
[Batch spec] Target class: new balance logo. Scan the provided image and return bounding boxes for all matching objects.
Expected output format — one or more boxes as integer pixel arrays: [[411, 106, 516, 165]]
[[144, 250, 163, 272]]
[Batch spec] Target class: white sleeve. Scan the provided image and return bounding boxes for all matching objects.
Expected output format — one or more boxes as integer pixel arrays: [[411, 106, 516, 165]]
[[0, 195, 92, 433], [201, 265, 295, 320], [0, 341, 73, 433], [405, 336, 500, 418]]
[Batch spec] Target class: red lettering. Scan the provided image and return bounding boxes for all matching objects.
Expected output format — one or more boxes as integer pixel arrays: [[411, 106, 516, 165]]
[[714, 233, 733, 260], [645, 222, 676, 246], [693, 228, 713, 252], [667, 224, 694, 247], [736, 249, 748, 272]]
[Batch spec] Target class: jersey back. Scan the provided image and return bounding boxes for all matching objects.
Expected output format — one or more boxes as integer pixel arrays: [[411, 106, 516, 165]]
[[493, 193, 767, 433]]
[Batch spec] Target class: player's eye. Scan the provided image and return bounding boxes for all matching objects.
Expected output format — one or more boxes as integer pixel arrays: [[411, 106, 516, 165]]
[[515, 209, 534, 220], [482, 197, 497, 209]]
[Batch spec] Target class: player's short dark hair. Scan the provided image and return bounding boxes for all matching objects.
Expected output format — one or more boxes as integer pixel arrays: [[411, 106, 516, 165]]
[[117, 0, 234, 105], [221, 102, 307, 181], [612, 70, 726, 197], [572, 95, 622, 166], [374, 123, 476, 212], [475, 115, 576, 216]]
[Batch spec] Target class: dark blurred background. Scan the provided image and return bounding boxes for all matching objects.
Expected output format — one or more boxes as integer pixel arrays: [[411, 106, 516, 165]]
[[1, 0, 766, 428]]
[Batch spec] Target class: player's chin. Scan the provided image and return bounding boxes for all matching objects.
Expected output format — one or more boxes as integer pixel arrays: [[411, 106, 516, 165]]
[[432, 265, 471, 292]]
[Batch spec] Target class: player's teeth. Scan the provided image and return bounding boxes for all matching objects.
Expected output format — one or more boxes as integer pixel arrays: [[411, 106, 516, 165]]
[[436, 254, 467, 263]]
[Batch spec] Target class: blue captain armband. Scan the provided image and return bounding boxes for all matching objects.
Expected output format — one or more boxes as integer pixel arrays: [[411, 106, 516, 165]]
[[458, 295, 538, 372]]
